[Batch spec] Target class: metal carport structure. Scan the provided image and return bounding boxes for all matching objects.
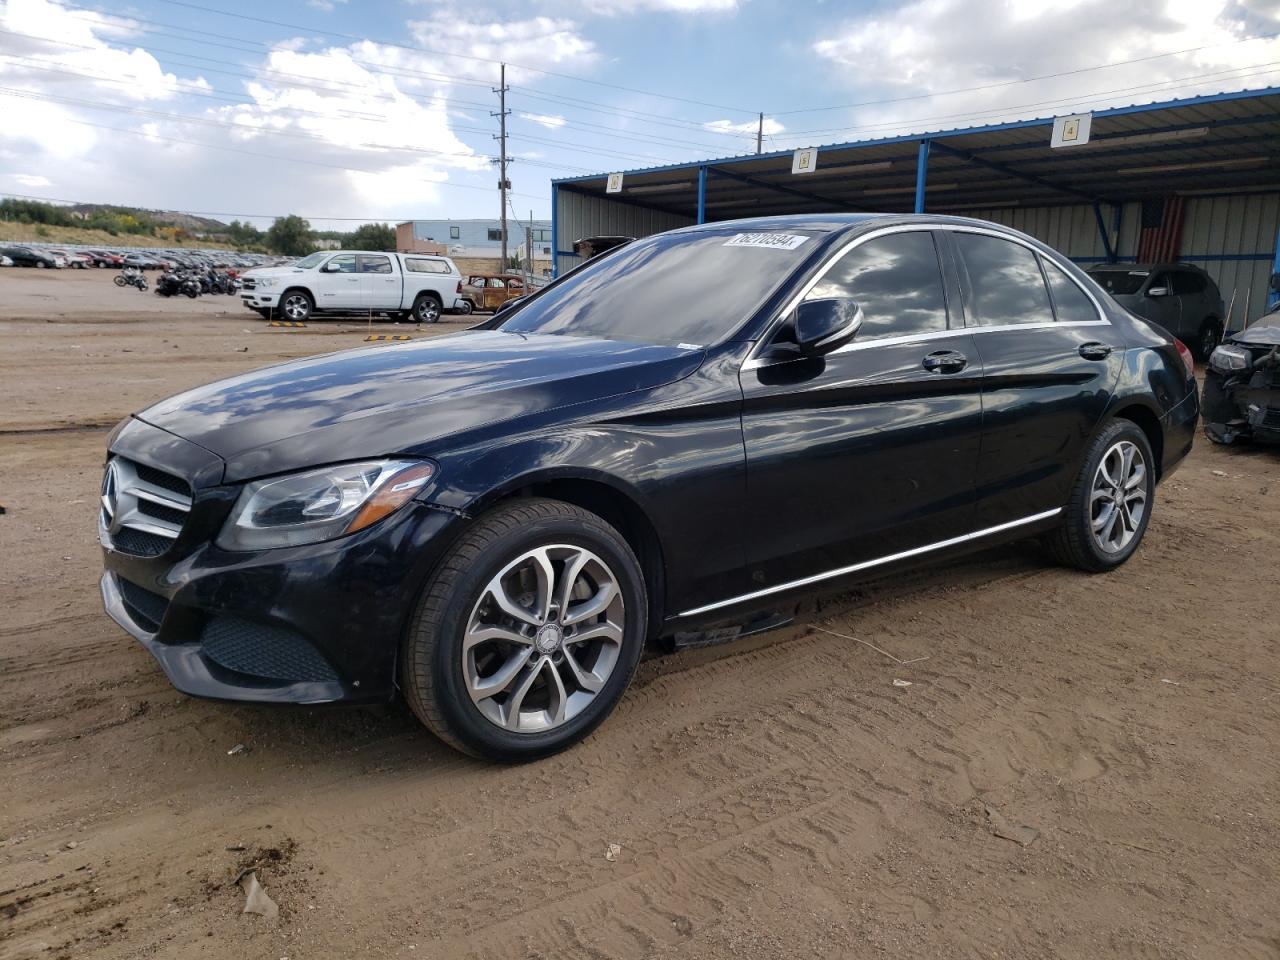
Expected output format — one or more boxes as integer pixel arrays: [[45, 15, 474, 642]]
[[551, 87, 1280, 320]]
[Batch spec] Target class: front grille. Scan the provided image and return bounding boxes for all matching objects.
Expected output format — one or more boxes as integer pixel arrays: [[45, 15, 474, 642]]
[[101, 457, 193, 557], [117, 577, 170, 633], [1263, 408, 1280, 429], [240, 277, 256, 291], [201, 616, 339, 684]]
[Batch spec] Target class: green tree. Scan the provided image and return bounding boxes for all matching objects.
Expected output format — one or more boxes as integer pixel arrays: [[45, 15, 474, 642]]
[[347, 222, 396, 251], [227, 219, 264, 248], [265, 215, 314, 256]]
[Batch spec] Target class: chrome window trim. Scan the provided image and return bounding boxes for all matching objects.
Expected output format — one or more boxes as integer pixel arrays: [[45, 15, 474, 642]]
[[676, 507, 1062, 618], [742, 222, 1110, 372]]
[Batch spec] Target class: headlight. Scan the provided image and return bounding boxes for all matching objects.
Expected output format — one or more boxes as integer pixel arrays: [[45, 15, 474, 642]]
[[218, 460, 436, 551], [1208, 344, 1250, 373], [254, 277, 276, 289]]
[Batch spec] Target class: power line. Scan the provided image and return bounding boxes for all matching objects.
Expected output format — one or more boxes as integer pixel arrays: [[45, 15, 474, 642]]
[[0, 101, 552, 202], [141, 0, 759, 115], [774, 28, 1280, 116], [0, 28, 698, 167], [779, 61, 1280, 141]]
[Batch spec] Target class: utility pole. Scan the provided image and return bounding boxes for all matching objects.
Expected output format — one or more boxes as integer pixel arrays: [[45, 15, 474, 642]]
[[756, 112, 764, 154], [492, 63, 511, 269]]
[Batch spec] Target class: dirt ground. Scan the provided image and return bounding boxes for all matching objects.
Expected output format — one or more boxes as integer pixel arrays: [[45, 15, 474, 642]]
[[1, 268, 1278, 960]]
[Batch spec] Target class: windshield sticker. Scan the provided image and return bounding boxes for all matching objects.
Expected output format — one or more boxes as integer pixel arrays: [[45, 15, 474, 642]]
[[723, 233, 810, 251]]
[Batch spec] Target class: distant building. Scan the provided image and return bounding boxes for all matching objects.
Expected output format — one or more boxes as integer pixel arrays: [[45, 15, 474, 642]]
[[396, 218, 552, 275]]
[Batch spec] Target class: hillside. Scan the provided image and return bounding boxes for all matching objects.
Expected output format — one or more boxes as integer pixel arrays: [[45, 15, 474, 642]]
[[0, 223, 238, 250]]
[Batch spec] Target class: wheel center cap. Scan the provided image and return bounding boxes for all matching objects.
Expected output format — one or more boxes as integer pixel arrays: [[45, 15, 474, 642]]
[[534, 623, 564, 655]]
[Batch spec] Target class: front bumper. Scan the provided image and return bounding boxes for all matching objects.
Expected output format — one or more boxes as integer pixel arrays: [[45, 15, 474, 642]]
[[241, 291, 275, 309], [100, 418, 465, 705]]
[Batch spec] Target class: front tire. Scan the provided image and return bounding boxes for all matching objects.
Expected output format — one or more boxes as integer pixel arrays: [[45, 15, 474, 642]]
[[1043, 419, 1155, 572], [401, 498, 647, 761], [1194, 319, 1222, 361], [280, 290, 313, 322]]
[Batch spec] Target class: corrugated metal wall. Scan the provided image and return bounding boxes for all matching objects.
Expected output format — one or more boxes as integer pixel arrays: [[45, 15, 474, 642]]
[[554, 190, 692, 276], [919, 197, 1280, 326], [553, 187, 1279, 323], [1180, 194, 1280, 326]]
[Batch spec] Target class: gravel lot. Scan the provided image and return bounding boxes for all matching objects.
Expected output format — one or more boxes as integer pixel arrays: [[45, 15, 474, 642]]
[[1, 268, 1278, 960]]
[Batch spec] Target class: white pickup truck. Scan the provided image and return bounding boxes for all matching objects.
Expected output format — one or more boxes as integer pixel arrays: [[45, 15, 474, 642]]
[[239, 250, 465, 323]]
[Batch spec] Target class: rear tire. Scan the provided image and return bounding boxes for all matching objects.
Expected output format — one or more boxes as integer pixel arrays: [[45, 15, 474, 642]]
[[401, 498, 647, 761], [1043, 419, 1155, 572], [411, 294, 442, 324]]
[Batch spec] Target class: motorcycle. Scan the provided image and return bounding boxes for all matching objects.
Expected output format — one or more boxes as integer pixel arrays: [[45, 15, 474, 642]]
[[154, 270, 201, 298], [113, 267, 148, 291]]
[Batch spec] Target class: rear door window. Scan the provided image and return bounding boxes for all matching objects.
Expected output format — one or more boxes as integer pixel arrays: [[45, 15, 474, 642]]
[[953, 233, 1054, 326], [358, 255, 393, 274], [1172, 271, 1207, 295], [1042, 259, 1100, 324], [805, 231, 949, 342]]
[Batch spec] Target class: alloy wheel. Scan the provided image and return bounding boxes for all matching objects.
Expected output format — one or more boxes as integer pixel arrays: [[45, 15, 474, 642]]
[[464, 544, 624, 733], [1090, 440, 1148, 554], [1200, 324, 1219, 358], [416, 298, 441, 323], [282, 294, 309, 321]]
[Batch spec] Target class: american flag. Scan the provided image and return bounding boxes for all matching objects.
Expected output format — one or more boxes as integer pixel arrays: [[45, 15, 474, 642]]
[[1136, 196, 1185, 264]]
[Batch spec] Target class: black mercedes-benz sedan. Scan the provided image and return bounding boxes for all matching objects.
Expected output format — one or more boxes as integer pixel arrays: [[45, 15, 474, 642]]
[[99, 214, 1199, 759]]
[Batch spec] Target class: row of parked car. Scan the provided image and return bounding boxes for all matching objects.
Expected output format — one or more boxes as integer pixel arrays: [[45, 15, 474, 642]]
[[0, 243, 285, 272]]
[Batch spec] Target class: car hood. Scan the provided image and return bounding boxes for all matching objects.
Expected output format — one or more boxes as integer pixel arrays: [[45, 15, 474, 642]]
[[135, 329, 703, 484], [1231, 320, 1280, 347], [241, 266, 303, 281]]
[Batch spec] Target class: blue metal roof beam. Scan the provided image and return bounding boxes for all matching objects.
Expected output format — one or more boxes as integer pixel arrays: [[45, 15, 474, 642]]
[[929, 139, 1112, 205], [707, 166, 873, 214], [551, 87, 1280, 187]]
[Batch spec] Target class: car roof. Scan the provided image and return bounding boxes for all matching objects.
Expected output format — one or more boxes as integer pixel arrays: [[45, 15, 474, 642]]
[[1089, 262, 1210, 274]]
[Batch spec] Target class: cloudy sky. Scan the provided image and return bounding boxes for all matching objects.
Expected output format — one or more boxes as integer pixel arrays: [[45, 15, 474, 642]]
[[1, 0, 1278, 229]]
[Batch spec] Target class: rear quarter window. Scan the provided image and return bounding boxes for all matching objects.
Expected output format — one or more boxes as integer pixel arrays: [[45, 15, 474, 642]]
[[1043, 259, 1101, 324], [405, 258, 451, 274]]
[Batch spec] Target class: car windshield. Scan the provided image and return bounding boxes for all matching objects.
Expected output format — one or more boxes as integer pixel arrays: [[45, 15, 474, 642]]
[[294, 252, 329, 269], [497, 228, 822, 346], [1090, 270, 1149, 295]]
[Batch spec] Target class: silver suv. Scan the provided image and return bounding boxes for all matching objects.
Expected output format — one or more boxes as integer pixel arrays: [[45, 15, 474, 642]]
[[1088, 263, 1225, 359]]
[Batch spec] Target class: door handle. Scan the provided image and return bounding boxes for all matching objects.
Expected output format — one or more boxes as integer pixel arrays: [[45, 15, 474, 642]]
[[922, 350, 967, 373], [1078, 342, 1113, 360]]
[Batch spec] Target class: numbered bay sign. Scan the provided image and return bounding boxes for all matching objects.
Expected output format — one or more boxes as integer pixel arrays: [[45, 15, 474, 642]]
[[1051, 113, 1092, 148], [606, 172, 624, 193], [792, 147, 818, 175]]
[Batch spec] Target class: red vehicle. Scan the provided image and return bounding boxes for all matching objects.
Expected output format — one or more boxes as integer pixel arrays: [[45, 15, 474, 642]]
[[87, 249, 124, 268]]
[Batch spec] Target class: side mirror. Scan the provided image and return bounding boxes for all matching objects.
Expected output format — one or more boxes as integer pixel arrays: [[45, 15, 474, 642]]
[[322, 261, 341, 272], [795, 298, 862, 356], [1269, 272, 1280, 293], [494, 296, 526, 317], [1147, 286, 1169, 298]]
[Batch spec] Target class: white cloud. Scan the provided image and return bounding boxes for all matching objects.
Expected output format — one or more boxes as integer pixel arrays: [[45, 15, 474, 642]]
[[401, 14, 599, 84], [807, 0, 1280, 141], [581, 0, 737, 12], [520, 112, 568, 129], [704, 117, 785, 136], [0, 0, 196, 102], [10, 172, 51, 187], [307, 0, 347, 10]]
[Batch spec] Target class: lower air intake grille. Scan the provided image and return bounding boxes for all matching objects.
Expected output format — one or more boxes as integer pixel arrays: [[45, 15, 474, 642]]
[[1262, 407, 1280, 429], [117, 577, 169, 633], [201, 616, 339, 684]]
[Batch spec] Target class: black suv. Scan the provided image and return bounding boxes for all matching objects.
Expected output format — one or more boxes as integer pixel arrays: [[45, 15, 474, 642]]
[[99, 215, 1200, 760], [1088, 263, 1225, 360]]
